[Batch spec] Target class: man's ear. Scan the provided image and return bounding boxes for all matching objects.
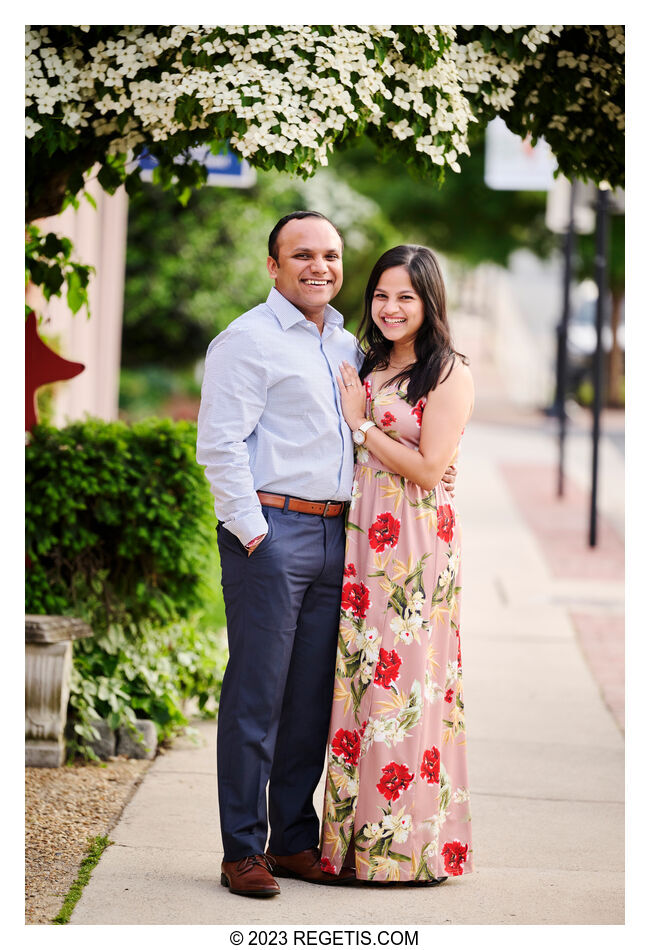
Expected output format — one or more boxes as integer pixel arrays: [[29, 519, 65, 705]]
[[267, 256, 278, 280]]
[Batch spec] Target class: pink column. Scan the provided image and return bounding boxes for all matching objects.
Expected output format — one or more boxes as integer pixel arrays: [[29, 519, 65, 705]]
[[26, 173, 129, 424]]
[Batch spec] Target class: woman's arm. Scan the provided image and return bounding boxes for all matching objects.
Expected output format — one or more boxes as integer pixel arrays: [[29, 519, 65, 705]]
[[337, 360, 474, 492]]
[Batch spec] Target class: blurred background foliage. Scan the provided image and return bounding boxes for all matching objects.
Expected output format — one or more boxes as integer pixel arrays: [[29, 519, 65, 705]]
[[120, 129, 557, 419]]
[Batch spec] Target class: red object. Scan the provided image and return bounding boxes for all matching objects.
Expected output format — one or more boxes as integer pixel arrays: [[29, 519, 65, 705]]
[[441, 840, 469, 876], [331, 727, 361, 767], [436, 504, 456, 542], [410, 399, 425, 427], [376, 761, 414, 802], [368, 511, 401, 552], [420, 745, 441, 784], [25, 310, 85, 431], [340, 581, 371, 619], [373, 647, 402, 689]]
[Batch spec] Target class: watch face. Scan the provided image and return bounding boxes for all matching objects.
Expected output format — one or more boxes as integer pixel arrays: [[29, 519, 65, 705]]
[[353, 430, 364, 446]]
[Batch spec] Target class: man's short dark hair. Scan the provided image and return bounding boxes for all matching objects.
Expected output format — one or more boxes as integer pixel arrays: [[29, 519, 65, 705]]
[[268, 211, 344, 262]]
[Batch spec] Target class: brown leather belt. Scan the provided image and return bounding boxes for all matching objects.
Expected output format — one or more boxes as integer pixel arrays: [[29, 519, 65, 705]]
[[257, 491, 345, 517]]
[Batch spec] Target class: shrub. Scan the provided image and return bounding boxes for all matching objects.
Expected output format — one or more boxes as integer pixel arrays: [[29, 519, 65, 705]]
[[25, 418, 226, 756], [26, 417, 213, 623], [68, 615, 226, 757]]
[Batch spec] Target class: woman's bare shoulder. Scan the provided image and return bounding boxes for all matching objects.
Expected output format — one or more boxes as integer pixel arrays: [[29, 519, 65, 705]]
[[437, 356, 474, 393], [425, 356, 474, 422]]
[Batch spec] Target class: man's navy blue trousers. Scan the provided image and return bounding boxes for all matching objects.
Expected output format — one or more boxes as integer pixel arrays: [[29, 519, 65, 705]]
[[216, 503, 345, 861]]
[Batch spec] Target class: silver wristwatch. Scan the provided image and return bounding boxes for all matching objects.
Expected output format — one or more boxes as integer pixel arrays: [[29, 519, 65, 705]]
[[353, 419, 377, 446]]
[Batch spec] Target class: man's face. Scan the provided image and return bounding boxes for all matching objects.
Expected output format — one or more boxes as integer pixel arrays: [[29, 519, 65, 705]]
[[267, 218, 343, 317]]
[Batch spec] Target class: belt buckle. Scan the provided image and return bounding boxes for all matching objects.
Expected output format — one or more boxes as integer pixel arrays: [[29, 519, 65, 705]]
[[322, 501, 331, 517]]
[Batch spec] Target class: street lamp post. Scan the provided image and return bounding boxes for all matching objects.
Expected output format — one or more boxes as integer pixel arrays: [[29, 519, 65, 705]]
[[555, 180, 577, 497], [589, 187, 611, 547]]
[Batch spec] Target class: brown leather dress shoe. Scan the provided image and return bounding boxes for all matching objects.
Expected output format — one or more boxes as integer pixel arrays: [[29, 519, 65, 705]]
[[221, 855, 281, 897], [265, 847, 356, 885]]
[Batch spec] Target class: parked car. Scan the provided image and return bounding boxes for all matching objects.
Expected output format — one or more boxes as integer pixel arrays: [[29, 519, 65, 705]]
[[567, 284, 624, 391]]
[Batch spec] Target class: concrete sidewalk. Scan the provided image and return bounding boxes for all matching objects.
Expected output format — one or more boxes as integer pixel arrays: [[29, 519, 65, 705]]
[[70, 405, 625, 925]]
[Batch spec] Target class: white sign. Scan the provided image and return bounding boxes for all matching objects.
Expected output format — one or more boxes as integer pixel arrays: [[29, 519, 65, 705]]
[[138, 145, 256, 188], [545, 175, 596, 234], [485, 117, 557, 191]]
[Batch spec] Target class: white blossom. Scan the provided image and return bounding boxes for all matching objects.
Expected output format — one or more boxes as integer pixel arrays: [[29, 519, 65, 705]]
[[445, 659, 459, 688], [25, 25, 621, 187], [425, 670, 444, 703], [346, 774, 359, 798], [25, 116, 42, 137], [405, 589, 425, 615], [389, 611, 423, 644]]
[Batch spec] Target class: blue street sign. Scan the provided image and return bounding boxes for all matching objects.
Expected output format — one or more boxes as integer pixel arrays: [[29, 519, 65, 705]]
[[138, 145, 256, 188]]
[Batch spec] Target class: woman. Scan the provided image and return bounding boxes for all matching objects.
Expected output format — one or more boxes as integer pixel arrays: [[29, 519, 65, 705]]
[[319, 245, 474, 884]]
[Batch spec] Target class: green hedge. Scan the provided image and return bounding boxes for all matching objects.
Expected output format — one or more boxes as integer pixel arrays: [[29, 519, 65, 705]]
[[25, 418, 226, 757], [26, 417, 213, 622]]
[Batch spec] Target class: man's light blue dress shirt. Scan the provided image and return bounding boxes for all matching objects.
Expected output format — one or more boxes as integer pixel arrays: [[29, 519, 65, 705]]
[[196, 287, 362, 546]]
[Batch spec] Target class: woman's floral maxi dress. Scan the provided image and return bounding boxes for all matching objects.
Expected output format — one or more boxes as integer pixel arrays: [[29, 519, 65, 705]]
[[320, 373, 473, 882]]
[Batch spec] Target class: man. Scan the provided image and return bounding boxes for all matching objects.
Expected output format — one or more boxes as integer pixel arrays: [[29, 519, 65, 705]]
[[196, 212, 456, 897]]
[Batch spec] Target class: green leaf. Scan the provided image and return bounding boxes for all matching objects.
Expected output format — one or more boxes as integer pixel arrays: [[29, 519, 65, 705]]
[[66, 269, 85, 313], [345, 522, 365, 534], [42, 233, 63, 257], [332, 800, 354, 822]]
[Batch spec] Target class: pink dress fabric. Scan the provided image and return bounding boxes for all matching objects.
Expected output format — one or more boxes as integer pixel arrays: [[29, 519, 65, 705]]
[[320, 372, 473, 882]]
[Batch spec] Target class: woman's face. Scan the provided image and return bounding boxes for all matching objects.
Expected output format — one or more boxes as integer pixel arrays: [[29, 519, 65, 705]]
[[371, 266, 425, 350]]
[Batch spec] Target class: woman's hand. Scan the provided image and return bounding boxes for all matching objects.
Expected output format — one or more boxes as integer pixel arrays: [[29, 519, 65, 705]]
[[336, 361, 367, 431]]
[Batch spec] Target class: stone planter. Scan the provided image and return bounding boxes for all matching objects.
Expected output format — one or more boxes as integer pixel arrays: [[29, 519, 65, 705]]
[[25, 615, 93, 767]]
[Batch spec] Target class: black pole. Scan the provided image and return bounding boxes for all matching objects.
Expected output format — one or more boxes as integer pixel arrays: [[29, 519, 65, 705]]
[[589, 188, 610, 547], [555, 181, 577, 496]]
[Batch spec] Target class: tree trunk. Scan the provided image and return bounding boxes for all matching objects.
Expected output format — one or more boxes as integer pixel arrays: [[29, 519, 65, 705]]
[[25, 172, 70, 222], [607, 289, 624, 406], [25, 146, 98, 222]]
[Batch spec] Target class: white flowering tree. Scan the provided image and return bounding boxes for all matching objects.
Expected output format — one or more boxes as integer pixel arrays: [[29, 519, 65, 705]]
[[25, 24, 624, 310]]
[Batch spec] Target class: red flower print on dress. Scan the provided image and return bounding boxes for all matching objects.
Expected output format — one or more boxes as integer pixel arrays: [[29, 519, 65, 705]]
[[376, 762, 414, 802], [331, 727, 361, 766], [442, 840, 468, 876], [380, 411, 396, 428], [444, 688, 455, 704], [437, 504, 455, 542], [341, 581, 371, 619], [411, 400, 425, 427], [364, 379, 372, 400], [420, 746, 441, 784], [320, 856, 337, 874], [343, 562, 356, 578], [373, 648, 402, 689], [368, 512, 401, 552]]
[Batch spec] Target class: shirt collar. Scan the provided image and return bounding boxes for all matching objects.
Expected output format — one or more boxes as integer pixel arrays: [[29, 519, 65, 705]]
[[266, 287, 345, 333]]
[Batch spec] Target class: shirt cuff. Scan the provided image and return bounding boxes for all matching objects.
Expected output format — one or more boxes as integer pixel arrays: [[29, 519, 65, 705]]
[[221, 510, 269, 548]]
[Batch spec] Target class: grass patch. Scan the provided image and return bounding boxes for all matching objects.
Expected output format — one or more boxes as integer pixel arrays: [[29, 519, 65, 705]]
[[52, 834, 112, 924]]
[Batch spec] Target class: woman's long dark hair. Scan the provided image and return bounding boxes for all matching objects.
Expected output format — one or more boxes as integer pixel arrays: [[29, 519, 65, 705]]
[[358, 245, 467, 405]]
